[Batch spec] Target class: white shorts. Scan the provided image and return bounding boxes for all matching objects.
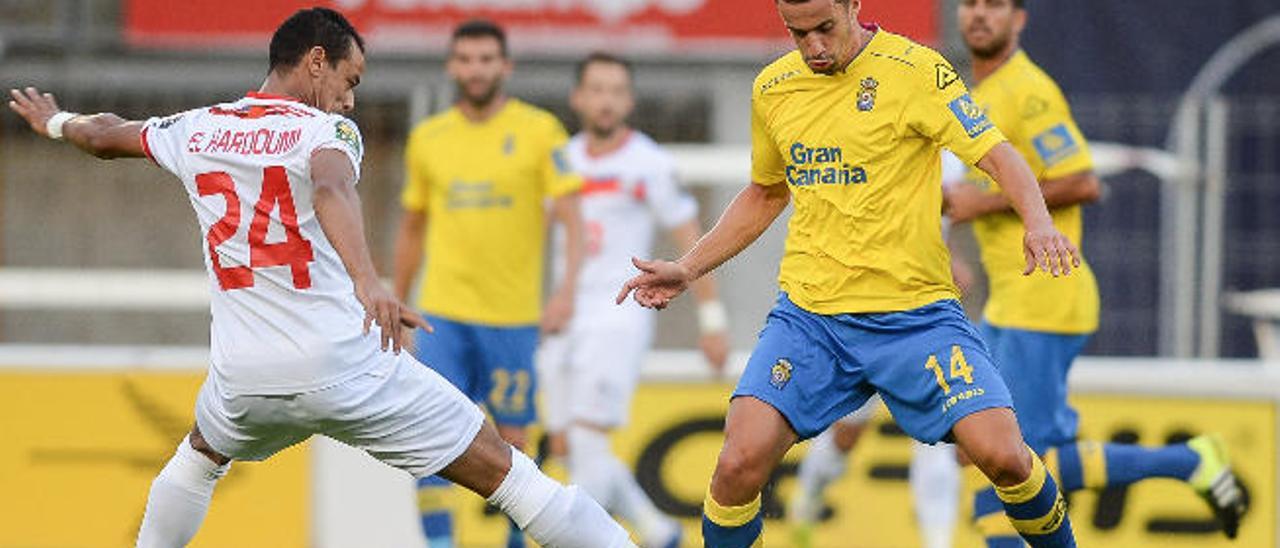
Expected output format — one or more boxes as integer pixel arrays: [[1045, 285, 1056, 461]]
[[538, 308, 654, 432], [195, 351, 485, 479]]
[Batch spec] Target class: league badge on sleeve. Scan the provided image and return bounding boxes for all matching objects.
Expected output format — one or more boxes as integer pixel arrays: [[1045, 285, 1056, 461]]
[[334, 119, 362, 156], [947, 93, 993, 138], [856, 77, 879, 112]]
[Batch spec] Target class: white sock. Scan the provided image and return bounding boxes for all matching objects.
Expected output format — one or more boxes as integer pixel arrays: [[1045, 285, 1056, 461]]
[[567, 426, 676, 547], [789, 427, 849, 524], [487, 447, 633, 548], [910, 441, 959, 548], [136, 436, 229, 548]]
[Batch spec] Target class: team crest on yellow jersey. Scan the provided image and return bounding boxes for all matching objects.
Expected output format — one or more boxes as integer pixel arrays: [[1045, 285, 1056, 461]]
[[770, 358, 794, 389], [857, 77, 878, 112]]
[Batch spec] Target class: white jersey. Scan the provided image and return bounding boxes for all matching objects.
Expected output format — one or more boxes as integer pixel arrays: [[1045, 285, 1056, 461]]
[[142, 91, 380, 395], [553, 131, 697, 313]]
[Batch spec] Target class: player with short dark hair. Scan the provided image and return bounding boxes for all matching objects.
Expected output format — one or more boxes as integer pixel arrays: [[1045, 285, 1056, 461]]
[[947, 0, 1248, 544], [8, 7, 630, 548], [620, 0, 1081, 546], [539, 51, 730, 548], [393, 18, 587, 548]]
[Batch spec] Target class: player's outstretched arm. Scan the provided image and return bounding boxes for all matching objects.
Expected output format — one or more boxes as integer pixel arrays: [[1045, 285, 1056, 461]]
[[975, 142, 1082, 277], [8, 87, 144, 159], [392, 209, 426, 303], [617, 181, 789, 309], [945, 170, 1101, 223], [312, 149, 429, 353]]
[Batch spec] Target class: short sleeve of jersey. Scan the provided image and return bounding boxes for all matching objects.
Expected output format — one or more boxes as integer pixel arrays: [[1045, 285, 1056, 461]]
[[904, 53, 1006, 165], [541, 119, 583, 198], [750, 91, 786, 185], [1019, 88, 1092, 180], [644, 149, 699, 229], [400, 127, 429, 212], [311, 115, 365, 182], [141, 111, 197, 177]]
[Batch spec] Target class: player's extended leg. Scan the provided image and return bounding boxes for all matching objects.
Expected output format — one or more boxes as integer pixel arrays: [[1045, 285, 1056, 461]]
[[703, 396, 799, 548], [567, 423, 680, 548], [135, 426, 230, 548], [1048, 436, 1248, 538], [440, 422, 633, 548], [787, 408, 870, 547], [952, 408, 1074, 548]]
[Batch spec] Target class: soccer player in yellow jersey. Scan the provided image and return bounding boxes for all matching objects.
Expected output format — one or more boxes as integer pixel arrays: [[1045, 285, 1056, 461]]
[[393, 20, 585, 548], [619, 0, 1082, 545], [947, 1, 1248, 544]]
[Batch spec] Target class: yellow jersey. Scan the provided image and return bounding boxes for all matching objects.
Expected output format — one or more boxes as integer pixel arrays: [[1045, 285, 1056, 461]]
[[751, 28, 1006, 315], [968, 50, 1099, 334], [401, 99, 582, 325]]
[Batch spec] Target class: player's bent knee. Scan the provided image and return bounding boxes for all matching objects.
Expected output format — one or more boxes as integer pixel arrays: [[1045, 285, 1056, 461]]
[[975, 443, 1032, 487], [713, 446, 771, 498], [439, 422, 513, 498]]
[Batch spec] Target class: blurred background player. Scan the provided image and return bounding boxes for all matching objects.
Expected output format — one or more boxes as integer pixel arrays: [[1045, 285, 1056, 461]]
[[788, 151, 971, 548], [7, 8, 631, 548], [618, 0, 1088, 546], [537, 52, 731, 548], [945, 0, 1249, 544], [393, 19, 586, 548]]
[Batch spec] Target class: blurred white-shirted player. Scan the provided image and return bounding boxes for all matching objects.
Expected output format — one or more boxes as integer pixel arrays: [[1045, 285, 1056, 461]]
[[788, 151, 971, 548], [538, 52, 729, 548], [7, 8, 632, 548]]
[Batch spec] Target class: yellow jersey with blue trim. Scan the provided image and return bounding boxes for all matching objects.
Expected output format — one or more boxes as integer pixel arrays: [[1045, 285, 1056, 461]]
[[401, 99, 582, 325], [967, 50, 1099, 334], [751, 28, 1006, 315]]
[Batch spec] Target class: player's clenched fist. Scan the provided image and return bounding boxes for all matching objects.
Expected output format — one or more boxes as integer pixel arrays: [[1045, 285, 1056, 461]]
[[616, 256, 693, 310], [1022, 225, 1082, 277]]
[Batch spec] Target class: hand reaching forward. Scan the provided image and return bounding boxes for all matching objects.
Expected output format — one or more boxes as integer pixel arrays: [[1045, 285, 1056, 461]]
[[1023, 225, 1082, 277], [8, 87, 62, 138], [616, 257, 693, 310]]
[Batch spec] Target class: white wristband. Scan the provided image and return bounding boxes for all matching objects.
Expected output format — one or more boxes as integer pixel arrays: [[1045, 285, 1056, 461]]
[[698, 300, 728, 334], [45, 111, 78, 140]]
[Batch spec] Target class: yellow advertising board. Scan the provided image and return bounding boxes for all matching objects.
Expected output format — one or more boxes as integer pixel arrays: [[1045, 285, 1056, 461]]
[[0, 371, 308, 548], [448, 383, 1274, 548]]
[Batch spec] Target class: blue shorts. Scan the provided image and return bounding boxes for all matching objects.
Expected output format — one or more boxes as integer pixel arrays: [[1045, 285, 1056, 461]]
[[979, 322, 1089, 454], [412, 314, 539, 427], [735, 294, 1013, 443]]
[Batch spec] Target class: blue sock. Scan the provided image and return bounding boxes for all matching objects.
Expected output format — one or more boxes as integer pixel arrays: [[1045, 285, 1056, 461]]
[[417, 475, 453, 546], [1056, 440, 1200, 492], [974, 486, 1023, 547], [995, 451, 1075, 548], [702, 493, 762, 548]]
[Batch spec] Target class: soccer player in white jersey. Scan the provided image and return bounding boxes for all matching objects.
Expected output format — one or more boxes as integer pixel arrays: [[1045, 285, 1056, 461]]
[[6, 8, 632, 548], [788, 151, 970, 548], [538, 52, 730, 548]]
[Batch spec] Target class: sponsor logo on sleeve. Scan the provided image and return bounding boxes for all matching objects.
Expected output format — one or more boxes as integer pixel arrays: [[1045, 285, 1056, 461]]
[[935, 63, 960, 90], [1032, 123, 1081, 167], [552, 147, 570, 176], [947, 93, 993, 138]]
